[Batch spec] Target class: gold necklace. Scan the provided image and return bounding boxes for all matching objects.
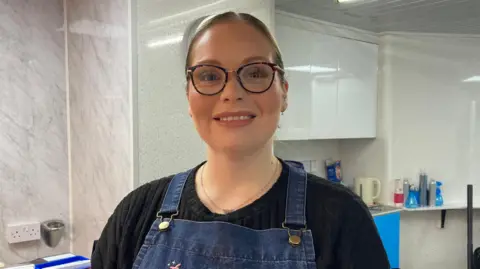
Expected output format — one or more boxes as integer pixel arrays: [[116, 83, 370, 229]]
[[200, 159, 280, 214]]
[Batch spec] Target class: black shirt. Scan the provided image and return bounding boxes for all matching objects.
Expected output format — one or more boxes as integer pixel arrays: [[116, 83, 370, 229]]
[[91, 160, 390, 269]]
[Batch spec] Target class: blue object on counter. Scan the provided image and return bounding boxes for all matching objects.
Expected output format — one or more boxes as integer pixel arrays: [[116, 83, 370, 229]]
[[35, 255, 90, 269], [436, 181, 444, 206], [413, 189, 420, 204], [325, 160, 342, 183], [406, 189, 419, 208]]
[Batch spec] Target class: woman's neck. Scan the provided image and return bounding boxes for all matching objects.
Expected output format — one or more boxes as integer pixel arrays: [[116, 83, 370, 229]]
[[198, 140, 280, 213]]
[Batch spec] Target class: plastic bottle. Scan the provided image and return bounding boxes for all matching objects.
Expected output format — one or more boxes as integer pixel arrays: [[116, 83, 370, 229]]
[[436, 181, 444, 206], [419, 170, 428, 206], [429, 180, 436, 206], [403, 178, 410, 205], [394, 179, 404, 208], [406, 185, 419, 209]]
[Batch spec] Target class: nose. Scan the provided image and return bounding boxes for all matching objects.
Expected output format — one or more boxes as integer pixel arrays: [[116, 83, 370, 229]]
[[219, 72, 245, 102]]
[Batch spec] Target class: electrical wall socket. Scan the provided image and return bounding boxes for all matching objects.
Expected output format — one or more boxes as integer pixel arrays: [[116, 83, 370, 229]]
[[5, 222, 41, 244]]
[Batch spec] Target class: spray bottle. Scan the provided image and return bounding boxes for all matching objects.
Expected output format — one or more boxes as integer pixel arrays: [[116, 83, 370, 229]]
[[436, 181, 444, 206]]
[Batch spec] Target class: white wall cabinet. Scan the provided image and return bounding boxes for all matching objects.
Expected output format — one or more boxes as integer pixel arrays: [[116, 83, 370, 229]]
[[276, 25, 313, 140], [336, 38, 378, 138], [275, 25, 378, 140]]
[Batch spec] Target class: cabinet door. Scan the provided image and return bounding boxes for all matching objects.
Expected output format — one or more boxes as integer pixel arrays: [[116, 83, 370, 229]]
[[374, 212, 400, 269], [309, 33, 340, 139], [275, 25, 313, 140], [337, 38, 378, 138]]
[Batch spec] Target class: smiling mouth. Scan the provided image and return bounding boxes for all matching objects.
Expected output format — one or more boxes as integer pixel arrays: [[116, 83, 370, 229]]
[[214, 115, 256, 121]]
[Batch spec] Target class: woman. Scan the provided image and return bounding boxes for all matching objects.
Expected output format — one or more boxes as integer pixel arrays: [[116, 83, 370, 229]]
[[91, 12, 389, 269]]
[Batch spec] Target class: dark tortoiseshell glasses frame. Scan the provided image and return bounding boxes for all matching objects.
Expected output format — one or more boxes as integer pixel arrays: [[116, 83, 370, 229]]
[[186, 62, 285, 96]]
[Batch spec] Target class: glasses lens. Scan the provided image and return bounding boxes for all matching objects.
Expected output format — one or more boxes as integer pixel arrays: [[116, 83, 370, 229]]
[[192, 66, 225, 95], [239, 63, 274, 92]]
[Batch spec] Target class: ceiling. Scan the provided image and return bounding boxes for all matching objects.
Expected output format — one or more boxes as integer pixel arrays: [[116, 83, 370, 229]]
[[276, 0, 480, 35]]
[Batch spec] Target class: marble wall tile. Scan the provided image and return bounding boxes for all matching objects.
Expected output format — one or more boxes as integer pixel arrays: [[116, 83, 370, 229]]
[[0, 0, 68, 265], [67, 0, 133, 257]]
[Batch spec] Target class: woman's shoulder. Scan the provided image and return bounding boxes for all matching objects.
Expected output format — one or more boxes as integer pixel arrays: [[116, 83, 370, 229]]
[[305, 173, 369, 215], [112, 175, 176, 221], [124, 175, 175, 205], [306, 174, 356, 196]]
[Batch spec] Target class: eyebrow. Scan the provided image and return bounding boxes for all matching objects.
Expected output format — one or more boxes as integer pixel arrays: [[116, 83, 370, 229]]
[[241, 56, 271, 64], [194, 56, 272, 66]]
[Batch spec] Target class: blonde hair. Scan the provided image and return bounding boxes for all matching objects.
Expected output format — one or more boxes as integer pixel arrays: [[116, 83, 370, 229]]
[[183, 11, 285, 81]]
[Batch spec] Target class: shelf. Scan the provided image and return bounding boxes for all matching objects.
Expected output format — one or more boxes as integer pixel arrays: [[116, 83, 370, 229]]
[[403, 202, 480, 212], [403, 202, 480, 229], [404, 203, 465, 211]]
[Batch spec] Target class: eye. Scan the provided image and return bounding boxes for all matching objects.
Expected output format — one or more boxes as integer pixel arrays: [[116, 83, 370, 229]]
[[193, 66, 224, 83], [199, 72, 220, 81], [246, 67, 268, 78]]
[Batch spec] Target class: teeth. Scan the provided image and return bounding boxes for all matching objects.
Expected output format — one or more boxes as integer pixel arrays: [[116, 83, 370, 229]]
[[219, 115, 253, 121]]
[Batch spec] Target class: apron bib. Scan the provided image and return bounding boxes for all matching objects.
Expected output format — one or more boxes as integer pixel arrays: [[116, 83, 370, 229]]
[[132, 161, 317, 269]]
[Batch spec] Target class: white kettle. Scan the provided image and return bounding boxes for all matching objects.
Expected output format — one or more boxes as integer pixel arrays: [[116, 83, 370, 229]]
[[354, 177, 381, 206]]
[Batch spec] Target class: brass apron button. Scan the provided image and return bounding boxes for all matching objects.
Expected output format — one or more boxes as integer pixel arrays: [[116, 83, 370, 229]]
[[288, 235, 301, 246], [159, 221, 170, 231]]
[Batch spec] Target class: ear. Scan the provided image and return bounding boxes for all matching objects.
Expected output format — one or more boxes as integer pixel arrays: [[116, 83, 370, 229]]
[[186, 83, 193, 117], [282, 80, 289, 112]]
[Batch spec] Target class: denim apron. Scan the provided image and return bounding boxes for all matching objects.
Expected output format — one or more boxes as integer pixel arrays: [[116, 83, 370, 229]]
[[132, 161, 317, 269]]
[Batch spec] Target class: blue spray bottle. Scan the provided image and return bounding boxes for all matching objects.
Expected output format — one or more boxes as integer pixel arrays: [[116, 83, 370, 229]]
[[406, 185, 419, 209], [436, 181, 444, 206]]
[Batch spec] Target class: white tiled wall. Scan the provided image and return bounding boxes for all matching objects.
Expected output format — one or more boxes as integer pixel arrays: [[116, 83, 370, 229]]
[[67, 0, 133, 257], [1, 0, 134, 262], [0, 0, 69, 264]]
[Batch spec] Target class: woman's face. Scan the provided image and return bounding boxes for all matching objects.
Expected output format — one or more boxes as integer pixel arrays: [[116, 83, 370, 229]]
[[187, 21, 288, 154]]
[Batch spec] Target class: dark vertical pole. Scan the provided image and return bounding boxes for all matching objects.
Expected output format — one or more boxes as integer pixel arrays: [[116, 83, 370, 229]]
[[441, 210, 446, 229], [468, 184, 473, 269]]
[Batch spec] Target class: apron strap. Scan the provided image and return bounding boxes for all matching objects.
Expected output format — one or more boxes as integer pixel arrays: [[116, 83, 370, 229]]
[[157, 160, 308, 229], [157, 168, 194, 215], [283, 160, 308, 229]]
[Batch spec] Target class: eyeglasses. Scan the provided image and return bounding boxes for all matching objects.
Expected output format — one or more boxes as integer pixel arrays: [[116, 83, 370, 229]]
[[186, 62, 284, 96]]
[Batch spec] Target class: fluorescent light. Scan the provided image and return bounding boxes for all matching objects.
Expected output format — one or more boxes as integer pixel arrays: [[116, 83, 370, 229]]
[[463, 76, 480, 82], [147, 35, 183, 48], [285, 65, 337, 73]]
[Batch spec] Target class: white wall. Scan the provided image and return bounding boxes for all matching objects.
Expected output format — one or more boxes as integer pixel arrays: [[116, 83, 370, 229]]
[[388, 33, 480, 269], [135, 0, 276, 186], [343, 33, 480, 207], [0, 0, 69, 265], [274, 140, 341, 177], [386, 34, 480, 204], [67, 0, 133, 257], [274, 11, 480, 268], [342, 33, 480, 269]]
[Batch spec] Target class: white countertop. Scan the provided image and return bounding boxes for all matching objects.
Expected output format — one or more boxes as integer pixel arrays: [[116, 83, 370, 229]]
[[369, 205, 403, 216]]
